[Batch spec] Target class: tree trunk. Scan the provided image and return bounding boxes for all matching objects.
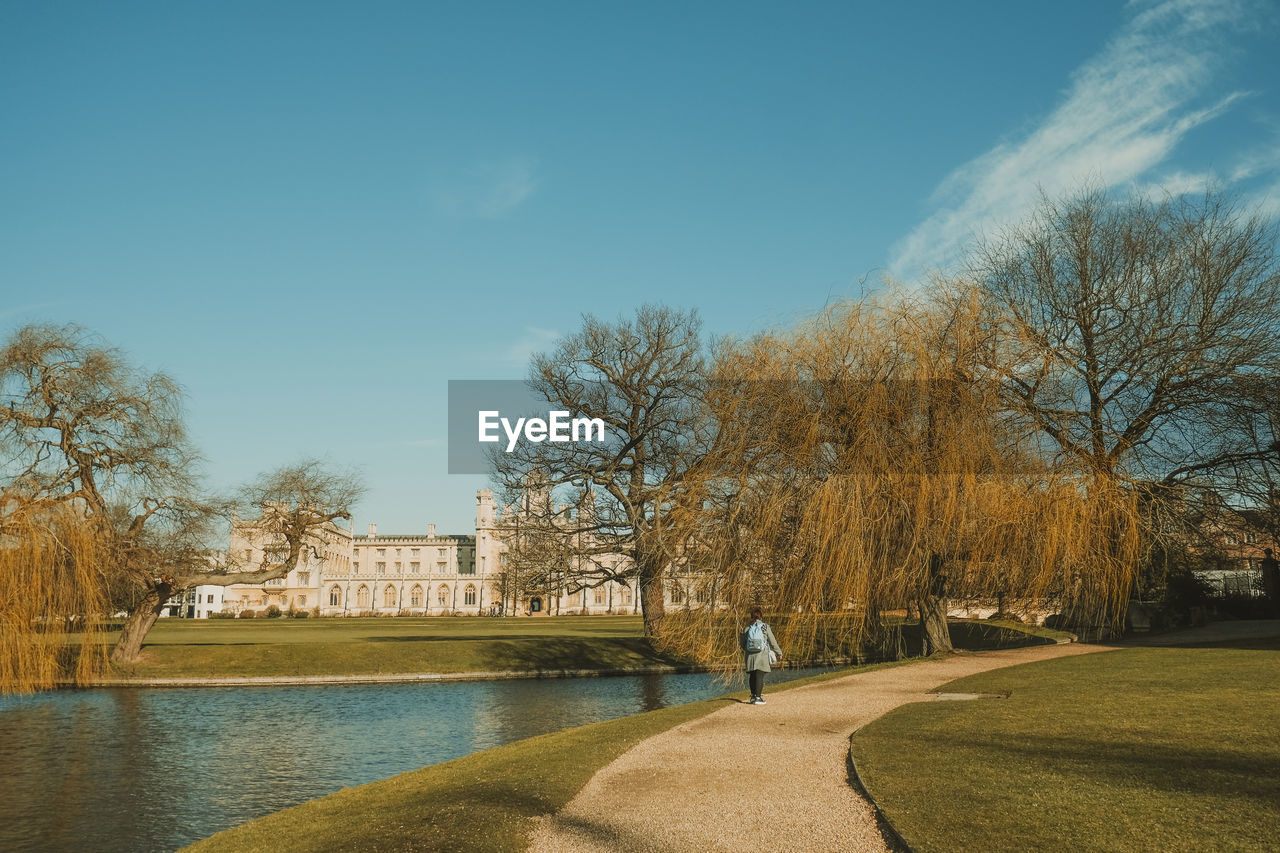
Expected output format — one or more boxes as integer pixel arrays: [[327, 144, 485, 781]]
[[919, 553, 954, 655], [635, 540, 667, 639], [110, 583, 171, 665], [919, 594, 953, 655]]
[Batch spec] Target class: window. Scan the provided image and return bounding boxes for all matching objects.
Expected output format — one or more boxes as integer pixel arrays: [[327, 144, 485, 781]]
[[267, 577, 283, 586], [353, 562, 360, 574], [411, 548, 420, 557], [394, 561, 402, 575], [206, 594, 214, 604], [438, 585, 449, 606], [298, 595, 306, 607], [460, 561, 475, 575], [329, 586, 342, 606], [384, 586, 396, 607], [464, 585, 476, 606], [594, 588, 605, 605], [377, 548, 386, 557], [395, 548, 401, 557], [410, 561, 420, 574], [622, 588, 632, 605], [670, 585, 685, 605], [298, 572, 310, 586], [376, 562, 386, 575], [357, 585, 371, 607], [696, 588, 709, 604], [410, 585, 423, 607], [438, 548, 446, 557], [437, 561, 447, 574]]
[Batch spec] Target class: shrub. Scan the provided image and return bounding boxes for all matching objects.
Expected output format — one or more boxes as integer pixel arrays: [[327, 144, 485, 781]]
[[290, 609, 310, 618], [265, 605, 282, 618], [208, 610, 237, 619], [238, 609, 258, 619]]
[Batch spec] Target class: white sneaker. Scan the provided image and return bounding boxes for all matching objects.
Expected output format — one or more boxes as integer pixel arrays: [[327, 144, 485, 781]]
[[756, 697, 766, 704]]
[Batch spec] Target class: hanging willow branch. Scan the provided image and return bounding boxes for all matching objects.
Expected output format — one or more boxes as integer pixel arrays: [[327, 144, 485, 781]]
[[655, 288, 1141, 669]]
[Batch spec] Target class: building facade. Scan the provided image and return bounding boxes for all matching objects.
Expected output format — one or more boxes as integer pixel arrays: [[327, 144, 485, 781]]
[[204, 490, 681, 618]]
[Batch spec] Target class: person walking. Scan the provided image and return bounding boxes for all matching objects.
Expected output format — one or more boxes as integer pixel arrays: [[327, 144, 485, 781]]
[[740, 607, 782, 705]]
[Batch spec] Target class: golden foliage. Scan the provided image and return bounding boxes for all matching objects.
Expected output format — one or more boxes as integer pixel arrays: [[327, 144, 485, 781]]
[[657, 288, 1141, 667], [0, 502, 108, 694]]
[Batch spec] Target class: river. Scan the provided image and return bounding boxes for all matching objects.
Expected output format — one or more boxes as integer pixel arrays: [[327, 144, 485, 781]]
[[0, 667, 833, 852]]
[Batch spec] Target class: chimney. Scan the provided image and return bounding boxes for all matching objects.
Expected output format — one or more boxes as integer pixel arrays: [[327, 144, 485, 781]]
[[368, 522, 377, 537], [428, 523, 436, 538]]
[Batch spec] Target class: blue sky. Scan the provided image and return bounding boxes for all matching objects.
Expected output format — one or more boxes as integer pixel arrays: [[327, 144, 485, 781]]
[[3, 0, 1279, 534]]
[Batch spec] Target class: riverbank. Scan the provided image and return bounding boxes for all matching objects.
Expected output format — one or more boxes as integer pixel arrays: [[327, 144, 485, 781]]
[[89, 614, 1065, 685], [182, 662, 902, 853]]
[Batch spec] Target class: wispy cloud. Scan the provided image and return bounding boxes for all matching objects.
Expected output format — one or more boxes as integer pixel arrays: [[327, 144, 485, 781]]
[[432, 156, 540, 219], [500, 325, 561, 369], [888, 0, 1267, 282]]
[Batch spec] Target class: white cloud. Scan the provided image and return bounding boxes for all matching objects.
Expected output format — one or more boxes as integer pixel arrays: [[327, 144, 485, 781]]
[[432, 156, 540, 219], [887, 0, 1265, 282], [500, 325, 561, 368]]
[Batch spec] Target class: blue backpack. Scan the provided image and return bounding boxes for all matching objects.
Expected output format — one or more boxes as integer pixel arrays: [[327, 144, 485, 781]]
[[746, 621, 765, 653]]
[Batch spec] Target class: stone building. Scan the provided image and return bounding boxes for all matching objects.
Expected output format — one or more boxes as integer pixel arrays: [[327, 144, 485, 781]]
[[213, 489, 680, 618]]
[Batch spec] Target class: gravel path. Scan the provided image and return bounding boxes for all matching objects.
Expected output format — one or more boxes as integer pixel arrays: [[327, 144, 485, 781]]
[[528, 642, 1111, 853]]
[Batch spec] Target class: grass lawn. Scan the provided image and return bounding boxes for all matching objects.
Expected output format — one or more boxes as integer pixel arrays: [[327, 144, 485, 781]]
[[850, 637, 1280, 853], [100, 615, 1067, 680], [182, 662, 904, 853], [105, 615, 677, 678]]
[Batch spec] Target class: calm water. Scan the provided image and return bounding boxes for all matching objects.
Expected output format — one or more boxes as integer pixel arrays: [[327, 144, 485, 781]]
[[0, 667, 831, 852]]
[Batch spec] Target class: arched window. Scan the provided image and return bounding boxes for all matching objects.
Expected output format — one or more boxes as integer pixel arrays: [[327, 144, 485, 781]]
[[356, 585, 370, 608], [695, 588, 709, 604], [464, 584, 476, 606], [384, 585, 396, 607], [438, 585, 449, 606], [329, 586, 342, 606], [410, 585, 423, 607], [670, 584, 685, 605]]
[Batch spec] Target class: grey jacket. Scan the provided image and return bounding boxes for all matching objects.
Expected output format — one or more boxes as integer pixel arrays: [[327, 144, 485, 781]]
[[740, 620, 783, 672]]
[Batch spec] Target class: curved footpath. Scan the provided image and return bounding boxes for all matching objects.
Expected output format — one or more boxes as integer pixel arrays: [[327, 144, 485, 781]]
[[528, 642, 1111, 853]]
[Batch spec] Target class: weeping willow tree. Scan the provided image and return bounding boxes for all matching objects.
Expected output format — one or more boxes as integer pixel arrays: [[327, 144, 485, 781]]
[[657, 288, 1141, 668], [0, 499, 109, 693]]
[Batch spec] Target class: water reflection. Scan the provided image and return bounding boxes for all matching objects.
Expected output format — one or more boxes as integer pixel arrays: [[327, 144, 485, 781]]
[[0, 667, 829, 852]]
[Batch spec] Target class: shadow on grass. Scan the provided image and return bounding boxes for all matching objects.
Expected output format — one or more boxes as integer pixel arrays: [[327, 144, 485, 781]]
[[907, 727, 1280, 807], [477, 638, 683, 672]]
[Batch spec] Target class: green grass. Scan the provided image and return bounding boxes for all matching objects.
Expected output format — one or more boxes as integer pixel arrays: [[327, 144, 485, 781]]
[[102, 615, 1070, 680], [183, 662, 903, 853], [104, 616, 680, 678], [850, 637, 1280, 853]]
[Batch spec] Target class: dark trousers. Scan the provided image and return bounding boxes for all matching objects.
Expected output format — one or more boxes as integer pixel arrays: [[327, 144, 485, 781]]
[[748, 669, 765, 697]]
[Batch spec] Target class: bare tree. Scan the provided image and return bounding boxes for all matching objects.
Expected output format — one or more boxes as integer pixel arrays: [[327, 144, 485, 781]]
[[110, 459, 363, 663], [973, 187, 1280, 486], [490, 305, 711, 637], [0, 323, 363, 677], [0, 324, 211, 681]]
